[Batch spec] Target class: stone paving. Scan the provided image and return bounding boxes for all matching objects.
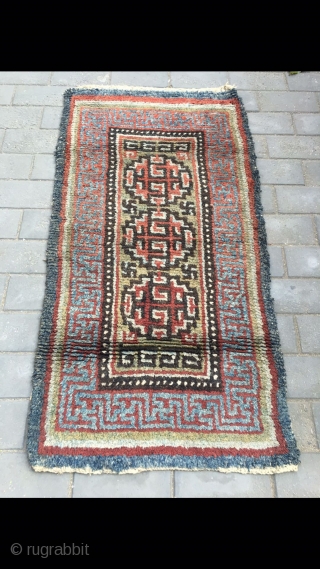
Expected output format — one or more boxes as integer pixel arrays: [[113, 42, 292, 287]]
[[0, 71, 319, 498]]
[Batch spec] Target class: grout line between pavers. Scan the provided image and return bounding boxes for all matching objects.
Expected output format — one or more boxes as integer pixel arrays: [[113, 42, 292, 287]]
[[109, 72, 112, 85], [0, 275, 10, 311], [170, 471, 175, 498], [310, 404, 320, 451], [0, 449, 25, 454], [28, 155, 36, 180], [293, 315, 303, 354], [48, 72, 53, 86], [10, 85, 17, 106], [39, 106, 45, 129], [16, 210, 24, 240], [312, 215, 320, 245], [281, 247, 288, 277], [270, 475, 277, 498], [68, 474, 74, 498], [167, 72, 172, 88]]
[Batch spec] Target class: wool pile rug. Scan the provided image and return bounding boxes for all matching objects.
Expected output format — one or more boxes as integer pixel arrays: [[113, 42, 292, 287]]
[[27, 85, 300, 474]]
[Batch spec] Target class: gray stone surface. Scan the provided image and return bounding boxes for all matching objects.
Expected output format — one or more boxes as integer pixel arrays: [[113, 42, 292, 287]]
[[175, 471, 273, 498], [73, 471, 171, 498], [247, 112, 294, 134], [237, 91, 259, 111], [287, 72, 320, 91], [261, 186, 276, 213], [111, 72, 168, 87], [0, 154, 32, 179], [285, 247, 320, 277], [265, 215, 315, 244], [276, 315, 298, 353], [0, 180, 53, 208], [267, 135, 320, 159], [296, 316, 320, 353], [287, 400, 318, 451], [0, 85, 14, 104], [41, 106, 62, 129], [303, 161, 320, 185], [0, 106, 43, 129], [0, 400, 29, 449], [294, 113, 320, 135], [31, 154, 55, 180], [2, 129, 58, 154], [51, 71, 110, 85], [285, 356, 320, 398], [19, 209, 51, 239], [271, 279, 320, 313], [268, 246, 284, 276], [256, 159, 304, 184], [316, 216, 320, 241], [0, 209, 21, 238], [0, 313, 40, 351], [5, 275, 46, 310], [252, 135, 268, 158], [259, 91, 319, 112], [0, 353, 34, 397], [229, 71, 287, 90], [171, 71, 228, 88], [0, 453, 71, 497], [276, 186, 320, 213], [13, 86, 65, 106], [0, 240, 46, 273], [0, 72, 51, 84], [275, 453, 320, 498], [312, 402, 320, 447]]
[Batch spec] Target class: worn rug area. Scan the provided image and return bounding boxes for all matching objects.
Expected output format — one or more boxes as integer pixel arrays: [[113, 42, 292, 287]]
[[27, 86, 300, 474]]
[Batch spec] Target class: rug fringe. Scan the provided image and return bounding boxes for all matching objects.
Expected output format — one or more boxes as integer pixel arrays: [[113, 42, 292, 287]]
[[74, 82, 236, 92]]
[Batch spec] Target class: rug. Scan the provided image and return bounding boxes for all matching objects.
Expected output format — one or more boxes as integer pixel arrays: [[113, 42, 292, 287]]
[[27, 85, 300, 474]]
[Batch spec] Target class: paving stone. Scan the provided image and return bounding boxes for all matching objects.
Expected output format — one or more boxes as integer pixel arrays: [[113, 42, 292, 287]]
[[293, 113, 320, 135], [268, 246, 284, 276], [41, 106, 62, 129], [111, 72, 168, 87], [303, 161, 320, 185], [285, 247, 320, 277], [0, 400, 29, 449], [5, 275, 45, 310], [31, 154, 55, 180], [0, 181, 53, 208], [0, 85, 14, 104], [275, 453, 320, 498], [19, 209, 51, 239], [267, 135, 320, 159], [51, 71, 110, 85], [0, 72, 51, 85], [0, 353, 34, 397], [261, 186, 276, 213], [287, 400, 318, 452], [287, 72, 320, 91], [312, 402, 320, 447], [0, 452, 70, 497], [296, 316, 320, 353], [13, 86, 65, 106], [0, 154, 32, 179], [256, 159, 304, 184], [0, 275, 7, 304], [2, 129, 58, 154], [73, 471, 171, 498], [284, 356, 320, 398], [171, 71, 228, 88], [252, 135, 268, 158], [0, 209, 21, 237], [271, 279, 320, 313], [229, 72, 287, 90], [316, 216, 320, 241], [237, 91, 259, 111], [276, 186, 320, 213], [276, 315, 298, 353], [0, 313, 40, 351], [265, 215, 315, 244], [0, 240, 46, 273], [0, 106, 42, 129], [247, 112, 294, 134], [175, 471, 273, 498], [259, 91, 319, 112]]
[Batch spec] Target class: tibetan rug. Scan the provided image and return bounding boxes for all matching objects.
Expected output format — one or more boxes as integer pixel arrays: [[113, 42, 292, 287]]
[[27, 85, 300, 474]]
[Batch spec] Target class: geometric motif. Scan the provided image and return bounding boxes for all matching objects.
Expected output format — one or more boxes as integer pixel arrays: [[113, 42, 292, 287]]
[[27, 86, 300, 475]]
